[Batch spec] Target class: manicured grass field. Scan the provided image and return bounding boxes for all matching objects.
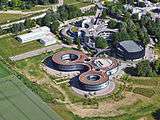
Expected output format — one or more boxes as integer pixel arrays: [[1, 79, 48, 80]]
[[0, 61, 63, 120], [73, 2, 92, 8], [0, 36, 43, 57], [0, 13, 29, 24], [22, 5, 49, 12], [64, 0, 91, 8]]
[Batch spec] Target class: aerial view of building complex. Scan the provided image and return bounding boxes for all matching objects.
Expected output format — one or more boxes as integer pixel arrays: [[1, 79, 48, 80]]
[[0, 0, 159, 120]]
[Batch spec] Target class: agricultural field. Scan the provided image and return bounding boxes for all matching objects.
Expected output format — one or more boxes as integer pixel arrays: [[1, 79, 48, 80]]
[[0, 61, 62, 120], [0, 36, 43, 57]]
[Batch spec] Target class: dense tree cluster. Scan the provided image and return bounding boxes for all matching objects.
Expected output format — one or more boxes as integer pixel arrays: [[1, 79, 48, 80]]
[[95, 37, 108, 49], [103, 2, 159, 46], [125, 60, 160, 77], [0, 18, 36, 35], [12, 19, 36, 33], [107, 19, 121, 29], [57, 5, 82, 21], [36, 4, 85, 32], [0, 0, 57, 10], [139, 14, 160, 46], [136, 60, 156, 77]]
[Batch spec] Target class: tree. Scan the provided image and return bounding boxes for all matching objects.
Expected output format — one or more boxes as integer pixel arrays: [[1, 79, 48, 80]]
[[65, 37, 73, 45], [57, 5, 69, 21], [76, 37, 81, 50], [57, 4, 82, 21], [24, 19, 36, 29], [108, 20, 118, 29], [10, 24, 20, 34], [140, 14, 152, 27], [0, 27, 4, 35], [152, 109, 160, 120], [137, 26, 150, 45], [9, 0, 22, 7], [112, 30, 130, 44], [50, 20, 60, 33], [154, 59, 160, 74], [95, 37, 108, 49], [136, 60, 155, 77], [123, 12, 131, 22]]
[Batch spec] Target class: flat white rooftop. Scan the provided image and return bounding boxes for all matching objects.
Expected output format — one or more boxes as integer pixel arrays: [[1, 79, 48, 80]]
[[17, 26, 57, 46]]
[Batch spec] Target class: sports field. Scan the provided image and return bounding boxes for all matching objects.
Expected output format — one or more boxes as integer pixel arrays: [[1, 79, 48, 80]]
[[0, 61, 63, 120]]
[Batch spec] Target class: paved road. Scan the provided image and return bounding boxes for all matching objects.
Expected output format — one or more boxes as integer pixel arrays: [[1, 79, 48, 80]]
[[9, 44, 62, 61]]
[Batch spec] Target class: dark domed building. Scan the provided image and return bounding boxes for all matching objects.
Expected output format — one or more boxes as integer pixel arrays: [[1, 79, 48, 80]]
[[115, 40, 145, 60]]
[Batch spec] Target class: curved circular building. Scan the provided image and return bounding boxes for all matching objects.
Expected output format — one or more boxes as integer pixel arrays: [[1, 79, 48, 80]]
[[46, 50, 119, 92], [115, 40, 145, 60], [79, 70, 109, 91], [52, 50, 89, 72]]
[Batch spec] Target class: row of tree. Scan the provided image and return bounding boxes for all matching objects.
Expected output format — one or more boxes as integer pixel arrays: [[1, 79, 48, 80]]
[[0, 18, 36, 35]]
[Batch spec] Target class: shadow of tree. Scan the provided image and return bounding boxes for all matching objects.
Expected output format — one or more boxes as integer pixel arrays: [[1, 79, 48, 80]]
[[152, 109, 160, 120], [124, 67, 137, 76]]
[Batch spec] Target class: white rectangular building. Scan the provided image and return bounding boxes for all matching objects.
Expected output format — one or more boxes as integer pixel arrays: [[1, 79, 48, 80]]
[[17, 26, 57, 46]]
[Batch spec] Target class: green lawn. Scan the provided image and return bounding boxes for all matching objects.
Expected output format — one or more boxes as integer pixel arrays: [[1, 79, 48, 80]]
[[0, 62, 11, 78], [22, 5, 49, 12], [15, 51, 53, 78], [64, 0, 92, 8], [73, 2, 92, 8], [0, 36, 43, 57], [0, 61, 63, 120], [0, 13, 29, 24]]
